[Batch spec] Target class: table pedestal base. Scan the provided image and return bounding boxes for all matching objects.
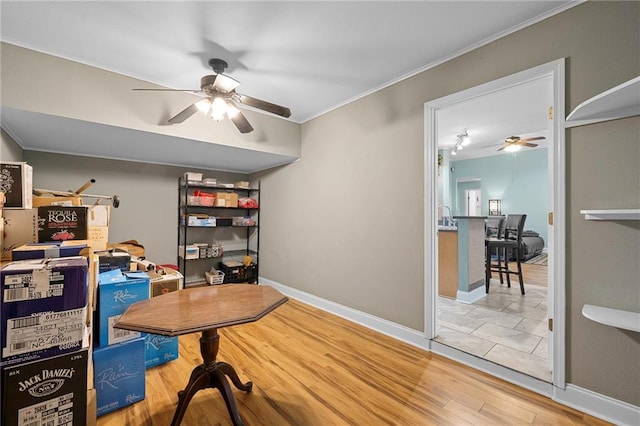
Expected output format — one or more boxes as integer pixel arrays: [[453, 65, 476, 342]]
[[171, 329, 252, 426]]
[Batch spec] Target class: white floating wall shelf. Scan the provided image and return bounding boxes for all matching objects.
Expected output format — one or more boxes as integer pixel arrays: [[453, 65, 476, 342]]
[[582, 304, 640, 333], [580, 209, 640, 220], [565, 76, 640, 128]]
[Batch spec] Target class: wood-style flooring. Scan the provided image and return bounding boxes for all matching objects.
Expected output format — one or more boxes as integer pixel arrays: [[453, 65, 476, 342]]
[[521, 263, 548, 287], [96, 297, 608, 426]]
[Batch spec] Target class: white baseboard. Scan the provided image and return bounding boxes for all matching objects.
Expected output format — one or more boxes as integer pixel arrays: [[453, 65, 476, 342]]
[[554, 384, 640, 426], [456, 285, 486, 304], [259, 277, 639, 425], [259, 277, 429, 350]]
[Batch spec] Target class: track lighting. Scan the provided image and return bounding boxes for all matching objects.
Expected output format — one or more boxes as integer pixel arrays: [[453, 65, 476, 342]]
[[450, 129, 471, 155]]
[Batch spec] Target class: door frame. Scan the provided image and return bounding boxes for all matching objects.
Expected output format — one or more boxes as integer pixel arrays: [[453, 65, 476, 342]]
[[423, 58, 566, 390]]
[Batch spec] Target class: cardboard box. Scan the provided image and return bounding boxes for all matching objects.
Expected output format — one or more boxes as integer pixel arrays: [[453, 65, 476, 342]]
[[97, 250, 131, 273], [86, 388, 97, 426], [86, 205, 110, 251], [147, 269, 183, 297], [95, 270, 149, 347], [1, 208, 37, 261], [93, 337, 145, 416], [214, 192, 238, 208], [1, 349, 88, 426], [106, 240, 145, 259], [1, 257, 88, 366], [187, 214, 216, 226], [144, 334, 179, 369], [178, 245, 199, 260], [12, 240, 89, 261], [32, 195, 82, 207], [184, 171, 203, 181], [0, 161, 33, 209], [38, 206, 89, 242]]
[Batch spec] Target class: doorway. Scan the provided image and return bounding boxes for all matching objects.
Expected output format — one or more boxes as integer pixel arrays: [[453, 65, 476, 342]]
[[424, 59, 566, 391], [465, 189, 481, 216]]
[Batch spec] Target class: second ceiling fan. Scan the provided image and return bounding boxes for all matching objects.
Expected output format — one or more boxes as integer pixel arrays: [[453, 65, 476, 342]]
[[134, 59, 291, 134], [497, 135, 545, 152]]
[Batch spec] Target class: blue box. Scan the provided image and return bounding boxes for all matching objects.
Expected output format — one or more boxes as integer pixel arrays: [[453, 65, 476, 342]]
[[11, 241, 89, 261], [96, 270, 149, 347], [93, 337, 145, 416], [144, 334, 179, 369], [1, 257, 88, 366], [1, 349, 88, 426]]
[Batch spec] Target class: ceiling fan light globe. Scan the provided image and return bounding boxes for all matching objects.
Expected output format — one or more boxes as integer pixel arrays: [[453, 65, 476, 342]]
[[195, 99, 212, 114], [210, 97, 227, 121], [504, 144, 522, 152]]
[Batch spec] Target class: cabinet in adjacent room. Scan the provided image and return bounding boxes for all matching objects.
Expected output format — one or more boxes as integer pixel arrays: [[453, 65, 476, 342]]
[[177, 177, 259, 287]]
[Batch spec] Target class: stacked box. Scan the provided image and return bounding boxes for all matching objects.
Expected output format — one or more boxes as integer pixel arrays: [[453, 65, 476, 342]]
[[213, 192, 238, 207], [93, 337, 145, 416], [1, 257, 88, 366], [12, 241, 89, 261], [0, 161, 33, 209], [1, 208, 38, 261], [144, 269, 181, 368], [144, 333, 179, 369], [147, 269, 183, 297], [95, 270, 149, 347], [85, 205, 110, 251], [97, 250, 131, 273], [1, 349, 88, 426], [37, 205, 88, 242]]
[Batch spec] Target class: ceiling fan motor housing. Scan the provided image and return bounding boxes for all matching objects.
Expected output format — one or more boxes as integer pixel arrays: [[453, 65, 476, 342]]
[[208, 58, 228, 74], [201, 74, 239, 95]]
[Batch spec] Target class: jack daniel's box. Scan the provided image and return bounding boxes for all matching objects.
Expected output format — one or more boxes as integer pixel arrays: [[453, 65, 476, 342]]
[[38, 206, 88, 242], [1, 349, 88, 426]]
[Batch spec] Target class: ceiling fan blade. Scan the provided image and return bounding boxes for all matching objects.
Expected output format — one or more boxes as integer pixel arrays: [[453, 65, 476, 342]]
[[235, 93, 291, 118], [521, 136, 546, 142], [524, 143, 539, 148], [229, 110, 254, 134], [132, 88, 201, 93], [168, 103, 199, 124], [497, 145, 507, 152], [483, 142, 504, 148]]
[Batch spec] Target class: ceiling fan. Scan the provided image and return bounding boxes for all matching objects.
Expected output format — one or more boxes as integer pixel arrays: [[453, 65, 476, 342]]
[[497, 135, 545, 152], [133, 59, 291, 134]]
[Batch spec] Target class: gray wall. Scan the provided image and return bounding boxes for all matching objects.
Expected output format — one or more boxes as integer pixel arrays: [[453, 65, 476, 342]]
[[23, 150, 247, 264], [1, 128, 23, 162], [254, 2, 639, 405]]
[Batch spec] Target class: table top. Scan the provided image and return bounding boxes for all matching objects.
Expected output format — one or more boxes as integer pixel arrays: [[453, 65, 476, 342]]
[[114, 284, 288, 336]]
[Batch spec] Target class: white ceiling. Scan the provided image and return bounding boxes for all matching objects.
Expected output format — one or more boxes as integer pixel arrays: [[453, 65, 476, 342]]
[[0, 1, 573, 170], [436, 75, 552, 160]]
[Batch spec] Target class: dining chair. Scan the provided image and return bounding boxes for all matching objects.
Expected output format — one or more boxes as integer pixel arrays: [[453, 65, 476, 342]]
[[485, 214, 527, 295]]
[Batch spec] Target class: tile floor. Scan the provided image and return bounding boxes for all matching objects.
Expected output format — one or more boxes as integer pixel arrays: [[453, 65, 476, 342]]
[[435, 281, 552, 382]]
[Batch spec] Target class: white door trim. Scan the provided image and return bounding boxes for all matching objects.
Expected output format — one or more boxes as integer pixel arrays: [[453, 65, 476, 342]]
[[423, 58, 566, 389]]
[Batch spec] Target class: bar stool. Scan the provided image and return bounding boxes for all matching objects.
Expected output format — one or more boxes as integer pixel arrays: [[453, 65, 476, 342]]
[[485, 215, 506, 284], [485, 214, 527, 295]]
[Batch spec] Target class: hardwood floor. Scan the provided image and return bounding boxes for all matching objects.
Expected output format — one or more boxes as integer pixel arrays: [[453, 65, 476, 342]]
[[96, 297, 608, 426], [522, 263, 547, 287]]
